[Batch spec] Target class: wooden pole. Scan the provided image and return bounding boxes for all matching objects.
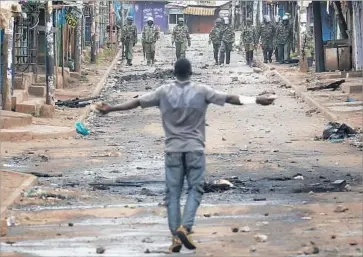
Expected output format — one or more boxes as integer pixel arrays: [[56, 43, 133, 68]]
[[74, 6, 82, 72], [91, 2, 96, 63], [45, 1, 55, 105], [3, 17, 15, 110], [313, 1, 325, 72]]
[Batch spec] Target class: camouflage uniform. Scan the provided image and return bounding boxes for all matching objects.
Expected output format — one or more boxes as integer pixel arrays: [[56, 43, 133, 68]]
[[276, 17, 293, 63], [122, 18, 138, 65], [257, 16, 275, 63], [301, 27, 314, 58], [142, 23, 160, 65], [219, 23, 235, 65], [273, 16, 281, 62], [241, 21, 257, 66], [172, 20, 191, 59], [209, 19, 223, 64]]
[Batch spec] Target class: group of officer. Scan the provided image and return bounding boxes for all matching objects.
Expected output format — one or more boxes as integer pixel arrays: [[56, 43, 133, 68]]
[[120, 14, 312, 67]]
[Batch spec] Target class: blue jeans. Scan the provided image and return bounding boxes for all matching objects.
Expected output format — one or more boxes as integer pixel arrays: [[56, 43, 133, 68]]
[[165, 151, 205, 235]]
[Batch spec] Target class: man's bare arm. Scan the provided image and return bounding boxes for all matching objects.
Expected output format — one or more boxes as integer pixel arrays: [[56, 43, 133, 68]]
[[108, 99, 140, 112], [226, 94, 277, 106], [95, 99, 141, 115]]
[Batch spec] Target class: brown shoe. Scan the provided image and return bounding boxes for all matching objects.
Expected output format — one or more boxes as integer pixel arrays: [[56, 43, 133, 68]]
[[176, 225, 196, 250], [169, 236, 182, 253]]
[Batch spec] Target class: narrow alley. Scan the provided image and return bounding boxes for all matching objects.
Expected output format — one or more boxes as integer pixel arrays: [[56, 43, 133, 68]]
[[0, 34, 362, 257]]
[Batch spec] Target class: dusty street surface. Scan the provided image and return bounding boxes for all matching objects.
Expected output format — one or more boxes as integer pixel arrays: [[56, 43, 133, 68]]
[[1, 34, 362, 257]]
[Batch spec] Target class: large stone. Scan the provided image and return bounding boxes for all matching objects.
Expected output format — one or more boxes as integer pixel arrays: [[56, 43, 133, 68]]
[[40, 104, 55, 118]]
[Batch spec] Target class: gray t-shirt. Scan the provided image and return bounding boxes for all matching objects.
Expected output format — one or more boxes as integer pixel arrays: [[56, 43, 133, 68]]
[[139, 81, 227, 152]]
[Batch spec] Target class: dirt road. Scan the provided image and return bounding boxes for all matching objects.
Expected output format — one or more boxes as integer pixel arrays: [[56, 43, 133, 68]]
[[1, 34, 362, 257]]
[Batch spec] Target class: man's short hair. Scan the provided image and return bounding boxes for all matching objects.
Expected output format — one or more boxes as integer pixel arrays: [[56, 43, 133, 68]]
[[174, 58, 192, 78]]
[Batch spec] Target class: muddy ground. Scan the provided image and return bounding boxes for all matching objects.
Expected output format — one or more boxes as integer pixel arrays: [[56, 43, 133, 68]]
[[1, 34, 362, 257]]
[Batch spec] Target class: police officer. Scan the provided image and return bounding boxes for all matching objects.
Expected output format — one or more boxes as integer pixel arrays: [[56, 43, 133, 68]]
[[219, 17, 235, 65], [142, 17, 160, 65], [172, 17, 191, 59], [209, 18, 223, 65], [241, 18, 257, 67], [122, 16, 138, 66], [257, 15, 275, 63]]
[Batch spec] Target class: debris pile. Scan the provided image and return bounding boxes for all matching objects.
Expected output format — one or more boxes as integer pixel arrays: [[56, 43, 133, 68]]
[[321, 122, 358, 143]]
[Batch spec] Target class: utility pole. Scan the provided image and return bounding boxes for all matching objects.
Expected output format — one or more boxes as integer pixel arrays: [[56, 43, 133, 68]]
[[45, 1, 55, 105], [74, 4, 82, 72], [2, 16, 14, 110], [231, 1, 236, 29], [313, 1, 325, 72], [91, 2, 96, 63]]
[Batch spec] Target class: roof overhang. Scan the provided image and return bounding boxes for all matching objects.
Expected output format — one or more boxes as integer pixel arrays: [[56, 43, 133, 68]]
[[184, 6, 216, 16]]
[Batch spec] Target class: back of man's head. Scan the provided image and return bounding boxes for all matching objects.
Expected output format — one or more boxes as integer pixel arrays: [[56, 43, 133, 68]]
[[174, 58, 192, 80]]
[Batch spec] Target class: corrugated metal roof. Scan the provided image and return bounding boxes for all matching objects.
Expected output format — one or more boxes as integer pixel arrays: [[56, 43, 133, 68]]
[[184, 6, 216, 15], [168, 1, 230, 7]]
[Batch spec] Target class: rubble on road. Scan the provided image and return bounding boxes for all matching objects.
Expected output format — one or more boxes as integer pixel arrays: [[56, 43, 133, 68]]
[[322, 122, 358, 143]]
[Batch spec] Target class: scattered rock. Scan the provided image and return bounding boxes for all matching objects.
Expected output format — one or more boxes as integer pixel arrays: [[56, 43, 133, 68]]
[[269, 67, 275, 70], [231, 76, 239, 82], [264, 213, 269, 216], [231, 227, 239, 233], [344, 184, 352, 191], [303, 242, 319, 255], [331, 235, 336, 239], [294, 175, 304, 180], [96, 247, 106, 254], [145, 86, 152, 90], [203, 213, 211, 218], [68, 222, 74, 227], [222, 137, 227, 141], [250, 246, 257, 252], [144, 248, 151, 254], [142, 237, 154, 243], [241, 226, 251, 232], [254, 234, 268, 242], [334, 205, 349, 213], [301, 216, 312, 220], [349, 241, 358, 246], [253, 197, 266, 201], [253, 67, 262, 73]]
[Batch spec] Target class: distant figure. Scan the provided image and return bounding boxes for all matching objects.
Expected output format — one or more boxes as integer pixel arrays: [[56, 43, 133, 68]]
[[301, 23, 314, 59], [172, 18, 191, 59], [257, 15, 275, 63], [209, 18, 223, 65], [273, 15, 281, 62], [276, 15, 293, 64], [121, 16, 138, 66], [241, 18, 257, 67], [142, 17, 160, 65], [95, 57, 276, 253], [219, 17, 235, 65]]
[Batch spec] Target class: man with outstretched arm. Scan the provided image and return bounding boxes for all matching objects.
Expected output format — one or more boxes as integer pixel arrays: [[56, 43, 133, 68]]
[[94, 58, 276, 253]]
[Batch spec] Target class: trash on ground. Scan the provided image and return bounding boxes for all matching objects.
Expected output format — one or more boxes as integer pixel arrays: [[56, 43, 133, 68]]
[[307, 79, 345, 91], [204, 179, 234, 193], [294, 175, 304, 180], [322, 122, 357, 141], [56, 96, 100, 108], [75, 121, 90, 136], [6, 217, 16, 227]]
